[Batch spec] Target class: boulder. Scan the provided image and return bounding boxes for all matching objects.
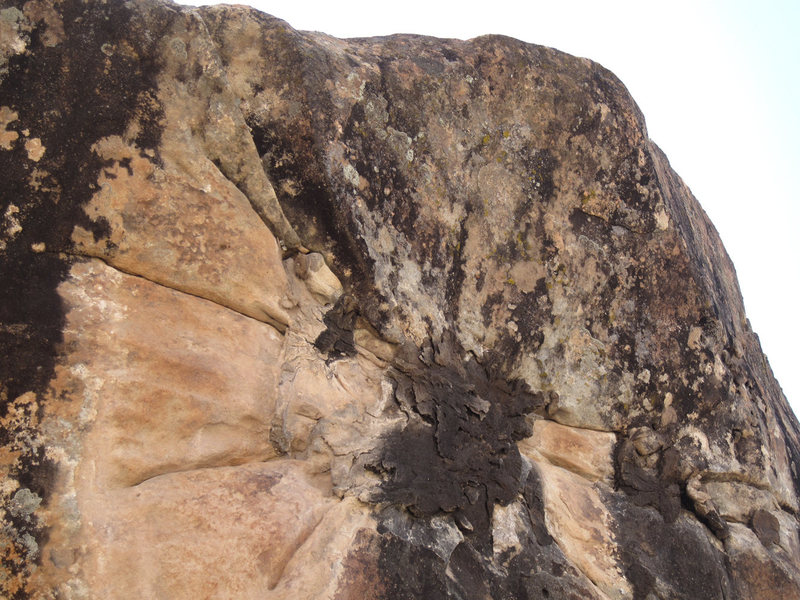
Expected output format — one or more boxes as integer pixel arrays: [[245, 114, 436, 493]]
[[2, 1, 799, 598]]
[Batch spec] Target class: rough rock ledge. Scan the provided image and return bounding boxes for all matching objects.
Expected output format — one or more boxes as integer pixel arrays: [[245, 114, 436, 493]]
[[2, 1, 799, 598]]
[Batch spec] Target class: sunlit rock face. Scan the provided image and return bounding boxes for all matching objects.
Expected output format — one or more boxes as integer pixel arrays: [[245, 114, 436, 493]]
[[2, 1, 800, 598]]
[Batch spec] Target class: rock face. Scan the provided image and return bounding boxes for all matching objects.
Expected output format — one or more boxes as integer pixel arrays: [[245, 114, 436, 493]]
[[2, 1, 800, 598]]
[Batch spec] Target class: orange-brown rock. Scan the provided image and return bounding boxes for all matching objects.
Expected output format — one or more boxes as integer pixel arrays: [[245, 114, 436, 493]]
[[2, 1, 799, 598], [520, 419, 616, 483]]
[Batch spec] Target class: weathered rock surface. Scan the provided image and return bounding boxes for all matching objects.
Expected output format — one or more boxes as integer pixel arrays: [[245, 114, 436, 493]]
[[2, 1, 799, 598]]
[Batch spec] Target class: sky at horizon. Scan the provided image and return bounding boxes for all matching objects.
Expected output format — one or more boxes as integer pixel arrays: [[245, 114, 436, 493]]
[[174, 0, 800, 416]]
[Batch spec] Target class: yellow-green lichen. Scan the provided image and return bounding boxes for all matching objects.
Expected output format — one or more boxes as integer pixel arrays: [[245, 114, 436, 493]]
[[581, 189, 598, 205]]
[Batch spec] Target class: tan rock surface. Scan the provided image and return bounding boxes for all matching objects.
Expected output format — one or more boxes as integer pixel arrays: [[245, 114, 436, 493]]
[[72, 115, 292, 332], [534, 460, 630, 599], [82, 461, 336, 599], [59, 258, 284, 489], [520, 419, 617, 482]]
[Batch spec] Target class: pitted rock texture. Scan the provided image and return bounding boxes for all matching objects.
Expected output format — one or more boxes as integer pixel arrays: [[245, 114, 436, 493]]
[[2, 1, 800, 598]]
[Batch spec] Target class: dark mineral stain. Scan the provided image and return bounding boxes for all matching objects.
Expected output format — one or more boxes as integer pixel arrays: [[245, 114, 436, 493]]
[[522, 467, 553, 547], [444, 221, 470, 306], [314, 294, 359, 361], [570, 103, 602, 137], [568, 206, 612, 239], [0, 1, 167, 594], [446, 542, 493, 598], [376, 56, 430, 140], [373, 461, 601, 599], [772, 398, 800, 502], [751, 508, 780, 547], [614, 439, 682, 523], [479, 284, 551, 377], [481, 291, 505, 327], [441, 47, 460, 63], [520, 146, 557, 205], [606, 489, 734, 600], [239, 27, 380, 296], [375, 533, 450, 599], [511, 286, 550, 347]]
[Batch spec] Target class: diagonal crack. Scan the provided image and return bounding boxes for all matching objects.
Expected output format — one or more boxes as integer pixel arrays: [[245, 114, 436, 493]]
[[57, 250, 289, 334], [193, 10, 304, 255]]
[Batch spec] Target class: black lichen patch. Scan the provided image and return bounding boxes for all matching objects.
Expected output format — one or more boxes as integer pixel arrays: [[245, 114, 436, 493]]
[[373, 364, 538, 542], [0, 1, 168, 594], [368, 333, 544, 556]]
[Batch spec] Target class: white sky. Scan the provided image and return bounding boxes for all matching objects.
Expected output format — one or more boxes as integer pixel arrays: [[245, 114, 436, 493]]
[[175, 0, 800, 416]]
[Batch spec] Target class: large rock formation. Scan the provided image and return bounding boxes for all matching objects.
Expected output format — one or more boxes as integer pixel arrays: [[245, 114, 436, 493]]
[[2, 1, 799, 598]]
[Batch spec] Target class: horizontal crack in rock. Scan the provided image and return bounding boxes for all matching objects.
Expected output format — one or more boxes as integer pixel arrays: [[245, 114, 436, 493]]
[[63, 252, 289, 333]]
